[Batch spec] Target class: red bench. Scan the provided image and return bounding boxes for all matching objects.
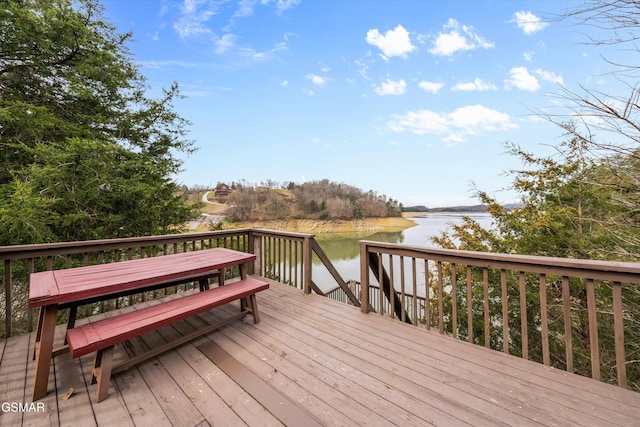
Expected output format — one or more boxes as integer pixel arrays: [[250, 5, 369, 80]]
[[66, 277, 269, 402]]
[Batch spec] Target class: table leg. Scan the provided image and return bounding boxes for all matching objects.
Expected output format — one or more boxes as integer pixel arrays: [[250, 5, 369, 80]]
[[239, 263, 247, 280], [32, 305, 58, 401], [63, 305, 78, 345]]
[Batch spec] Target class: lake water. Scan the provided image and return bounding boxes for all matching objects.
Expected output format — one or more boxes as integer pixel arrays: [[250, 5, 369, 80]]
[[312, 213, 493, 292]]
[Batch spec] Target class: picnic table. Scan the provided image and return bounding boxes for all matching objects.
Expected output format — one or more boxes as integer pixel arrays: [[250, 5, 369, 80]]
[[29, 247, 260, 401]]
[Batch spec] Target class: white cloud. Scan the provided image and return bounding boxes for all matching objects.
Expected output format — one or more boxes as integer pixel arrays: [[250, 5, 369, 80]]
[[374, 79, 407, 96], [505, 67, 540, 91], [264, 0, 301, 11], [429, 18, 494, 57], [174, 0, 296, 62], [366, 25, 416, 60], [280, 80, 289, 86], [235, 0, 257, 17], [306, 73, 327, 86], [387, 104, 516, 142], [512, 11, 549, 35], [174, 0, 219, 38], [448, 105, 514, 132], [214, 33, 236, 54], [240, 40, 288, 60], [523, 51, 534, 62], [535, 68, 564, 84], [355, 59, 371, 80], [388, 110, 450, 134], [451, 78, 497, 92], [419, 81, 444, 94]]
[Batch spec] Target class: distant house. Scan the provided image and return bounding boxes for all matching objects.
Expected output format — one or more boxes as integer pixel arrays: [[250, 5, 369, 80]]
[[215, 183, 230, 196]]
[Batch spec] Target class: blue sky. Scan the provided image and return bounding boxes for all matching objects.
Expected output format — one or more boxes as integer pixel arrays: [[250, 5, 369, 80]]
[[101, 0, 617, 207]]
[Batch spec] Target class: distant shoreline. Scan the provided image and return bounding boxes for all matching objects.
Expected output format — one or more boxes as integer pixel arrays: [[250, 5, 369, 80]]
[[401, 211, 490, 218]]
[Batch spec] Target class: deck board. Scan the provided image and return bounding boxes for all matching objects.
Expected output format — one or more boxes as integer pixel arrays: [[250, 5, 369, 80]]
[[1, 279, 639, 427], [261, 286, 629, 425]]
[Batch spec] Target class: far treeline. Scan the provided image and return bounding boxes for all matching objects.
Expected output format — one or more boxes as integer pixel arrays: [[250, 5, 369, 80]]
[[216, 180, 403, 222]]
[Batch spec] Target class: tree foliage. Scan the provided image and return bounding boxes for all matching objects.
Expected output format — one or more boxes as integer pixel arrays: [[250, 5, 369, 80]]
[[0, 0, 198, 245], [224, 179, 402, 222]]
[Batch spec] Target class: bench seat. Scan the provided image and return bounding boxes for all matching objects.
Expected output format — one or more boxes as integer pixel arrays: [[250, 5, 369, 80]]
[[66, 277, 269, 402]]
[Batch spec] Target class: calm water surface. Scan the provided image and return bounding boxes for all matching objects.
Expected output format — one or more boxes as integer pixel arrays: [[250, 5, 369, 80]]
[[313, 213, 493, 292]]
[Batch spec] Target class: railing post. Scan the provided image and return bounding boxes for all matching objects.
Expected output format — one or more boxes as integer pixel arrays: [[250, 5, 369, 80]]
[[247, 229, 255, 275], [4, 259, 12, 337], [303, 236, 312, 294], [360, 242, 370, 313]]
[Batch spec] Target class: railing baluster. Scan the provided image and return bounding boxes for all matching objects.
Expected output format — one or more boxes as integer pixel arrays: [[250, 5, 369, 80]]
[[4, 259, 12, 337], [501, 269, 508, 354], [466, 266, 472, 342], [562, 276, 573, 372], [389, 255, 395, 320], [27, 258, 34, 332], [378, 254, 384, 315], [539, 274, 550, 365], [400, 256, 405, 323], [451, 263, 457, 339], [483, 267, 489, 348], [519, 271, 528, 360], [612, 281, 627, 388], [288, 239, 292, 285], [438, 261, 443, 334], [425, 259, 430, 329], [412, 258, 417, 326], [586, 278, 600, 381]]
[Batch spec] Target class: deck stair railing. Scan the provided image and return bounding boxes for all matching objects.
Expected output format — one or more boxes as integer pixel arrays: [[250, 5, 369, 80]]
[[359, 240, 640, 391], [250, 228, 359, 306]]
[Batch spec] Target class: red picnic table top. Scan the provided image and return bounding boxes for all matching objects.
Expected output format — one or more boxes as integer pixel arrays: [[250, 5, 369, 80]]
[[29, 248, 256, 308]]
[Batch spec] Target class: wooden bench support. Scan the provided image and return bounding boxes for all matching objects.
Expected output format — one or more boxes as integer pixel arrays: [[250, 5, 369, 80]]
[[66, 277, 268, 402], [91, 346, 114, 403]]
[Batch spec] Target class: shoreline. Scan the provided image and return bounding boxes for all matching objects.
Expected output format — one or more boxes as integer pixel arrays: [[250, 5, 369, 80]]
[[222, 216, 417, 235]]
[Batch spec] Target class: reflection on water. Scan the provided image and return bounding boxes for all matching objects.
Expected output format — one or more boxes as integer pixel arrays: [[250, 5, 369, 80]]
[[315, 230, 405, 261], [313, 213, 493, 292]]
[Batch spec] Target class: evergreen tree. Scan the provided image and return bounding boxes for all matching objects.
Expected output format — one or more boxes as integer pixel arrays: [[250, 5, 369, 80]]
[[0, 0, 199, 244]]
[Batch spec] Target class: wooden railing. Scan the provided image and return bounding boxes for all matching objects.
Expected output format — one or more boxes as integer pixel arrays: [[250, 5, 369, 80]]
[[250, 228, 358, 305], [4, 231, 638, 390], [359, 240, 640, 391], [0, 229, 356, 338]]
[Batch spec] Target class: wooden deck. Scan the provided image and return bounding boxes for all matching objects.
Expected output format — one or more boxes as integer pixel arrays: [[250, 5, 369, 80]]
[[1, 279, 639, 426]]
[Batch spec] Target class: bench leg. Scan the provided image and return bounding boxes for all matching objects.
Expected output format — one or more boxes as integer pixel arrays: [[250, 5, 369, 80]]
[[247, 294, 261, 323], [91, 346, 114, 403]]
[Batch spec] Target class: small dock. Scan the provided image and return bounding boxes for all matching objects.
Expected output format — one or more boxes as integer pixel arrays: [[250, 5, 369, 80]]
[[1, 279, 639, 426]]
